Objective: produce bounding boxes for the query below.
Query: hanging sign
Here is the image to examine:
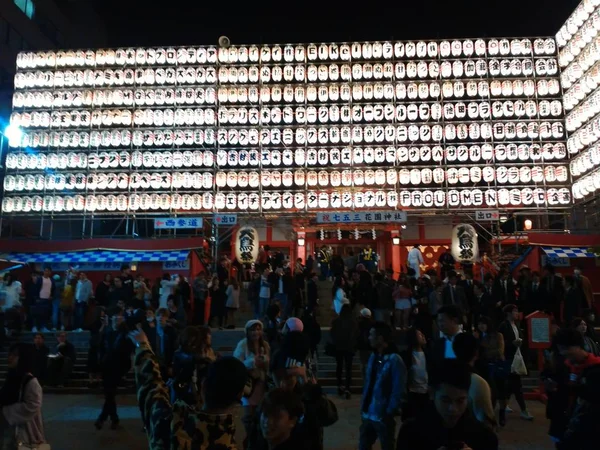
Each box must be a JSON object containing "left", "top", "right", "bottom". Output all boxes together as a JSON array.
[
  {"left": 475, "top": 210, "right": 500, "bottom": 221},
  {"left": 154, "top": 217, "right": 203, "bottom": 229},
  {"left": 213, "top": 213, "right": 238, "bottom": 225},
  {"left": 316, "top": 211, "right": 407, "bottom": 224},
  {"left": 163, "top": 259, "right": 190, "bottom": 270},
  {"left": 235, "top": 226, "right": 259, "bottom": 263},
  {"left": 451, "top": 223, "right": 479, "bottom": 262}
]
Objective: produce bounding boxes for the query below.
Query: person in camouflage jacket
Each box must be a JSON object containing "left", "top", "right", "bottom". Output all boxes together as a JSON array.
[{"left": 131, "top": 330, "right": 248, "bottom": 450}]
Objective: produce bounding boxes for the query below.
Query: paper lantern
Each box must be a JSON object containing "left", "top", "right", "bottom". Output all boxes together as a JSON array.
[
  {"left": 235, "top": 227, "right": 260, "bottom": 264},
  {"left": 451, "top": 224, "right": 479, "bottom": 263}
]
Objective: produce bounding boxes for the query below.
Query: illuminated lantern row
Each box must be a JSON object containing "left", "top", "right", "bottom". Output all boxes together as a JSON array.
[
  {"left": 572, "top": 167, "right": 600, "bottom": 199},
  {"left": 15, "top": 39, "right": 556, "bottom": 71},
  {"left": 0, "top": 187, "right": 571, "bottom": 214},
  {"left": 5, "top": 37, "right": 566, "bottom": 215},
  {"left": 7, "top": 120, "right": 565, "bottom": 149},
  {"left": 3, "top": 164, "right": 569, "bottom": 192},
  {"left": 557, "top": 0, "right": 600, "bottom": 64},
  {"left": 570, "top": 141, "right": 600, "bottom": 177},
  {"left": 13, "top": 81, "right": 561, "bottom": 110},
  {"left": 213, "top": 59, "right": 558, "bottom": 83},
  {"left": 12, "top": 62, "right": 559, "bottom": 88},
  {"left": 9, "top": 99, "right": 564, "bottom": 129},
  {"left": 557, "top": 0, "right": 600, "bottom": 192},
  {"left": 11, "top": 88, "right": 217, "bottom": 108},
  {"left": 4, "top": 144, "right": 568, "bottom": 170}
]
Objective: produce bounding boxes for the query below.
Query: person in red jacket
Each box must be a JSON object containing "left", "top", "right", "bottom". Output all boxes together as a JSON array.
[{"left": 555, "top": 328, "right": 600, "bottom": 383}]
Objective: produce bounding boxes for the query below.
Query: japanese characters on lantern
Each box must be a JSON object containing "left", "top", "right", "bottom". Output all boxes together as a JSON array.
[{"left": 3, "top": 38, "right": 568, "bottom": 215}]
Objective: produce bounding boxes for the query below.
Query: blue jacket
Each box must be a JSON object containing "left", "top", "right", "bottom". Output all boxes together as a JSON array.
[{"left": 361, "top": 347, "right": 406, "bottom": 421}]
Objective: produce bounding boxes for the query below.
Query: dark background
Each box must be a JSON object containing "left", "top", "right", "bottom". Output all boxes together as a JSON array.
[{"left": 92, "top": 0, "right": 581, "bottom": 47}]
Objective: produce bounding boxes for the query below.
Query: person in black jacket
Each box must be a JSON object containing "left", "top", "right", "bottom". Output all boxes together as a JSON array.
[
  {"left": 95, "top": 312, "right": 135, "bottom": 430},
  {"left": 46, "top": 331, "right": 76, "bottom": 386},
  {"left": 564, "top": 275, "right": 587, "bottom": 325},
  {"left": 301, "top": 306, "right": 321, "bottom": 362},
  {"left": 497, "top": 304, "right": 534, "bottom": 425},
  {"left": 541, "top": 330, "right": 571, "bottom": 443},
  {"left": 429, "top": 305, "right": 464, "bottom": 374},
  {"left": 32, "top": 333, "right": 49, "bottom": 384},
  {"left": 396, "top": 360, "right": 498, "bottom": 450},
  {"left": 473, "top": 282, "right": 496, "bottom": 324},
  {"left": 87, "top": 307, "right": 107, "bottom": 387},
  {"left": 144, "top": 308, "right": 177, "bottom": 380},
  {"left": 357, "top": 308, "right": 374, "bottom": 378},
  {"left": 330, "top": 304, "right": 358, "bottom": 399},
  {"left": 541, "top": 264, "right": 564, "bottom": 324},
  {"left": 557, "top": 364, "right": 600, "bottom": 450},
  {"left": 95, "top": 274, "right": 112, "bottom": 309},
  {"left": 306, "top": 273, "right": 319, "bottom": 311}
]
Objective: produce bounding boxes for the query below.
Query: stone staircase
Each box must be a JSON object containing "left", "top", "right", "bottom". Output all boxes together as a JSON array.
[{"left": 0, "top": 277, "right": 540, "bottom": 396}]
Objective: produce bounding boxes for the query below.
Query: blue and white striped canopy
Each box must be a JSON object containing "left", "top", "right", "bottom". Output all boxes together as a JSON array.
[
  {"left": 1, "top": 250, "right": 189, "bottom": 264},
  {"left": 541, "top": 247, "right": 596, "bottom": 259}
]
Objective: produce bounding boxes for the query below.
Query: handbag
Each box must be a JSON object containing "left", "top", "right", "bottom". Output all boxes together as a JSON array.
[
  {"left": 16, "top": 376, "right": 51, "bottom": 450},
  {"left": 510, "top": 348, "right": 528, "bottom": 376}
]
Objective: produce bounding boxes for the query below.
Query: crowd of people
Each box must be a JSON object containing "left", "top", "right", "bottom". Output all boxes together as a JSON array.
[{"left": 0, "top": 249, "right": 599, "bottom": 449}]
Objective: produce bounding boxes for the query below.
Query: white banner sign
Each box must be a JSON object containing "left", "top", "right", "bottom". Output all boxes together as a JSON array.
[
  {"left": 541, "top": 254, "right": 571, "bottom": 268},
  {"left": 475, "top": 210, "right": 500, "bottom": 221},
  {"left": 154, "top": 217, "right": 203, "bottom": 229},
  {"left": 39, "top": 262, "right": 124, "bottom": 272},
  {"left": 162, "top": 260, "right": 190, "bottom": 270},
  {"left": 316, "top": 211, "right": 407, "bottom": 224},
  {"left": 213, "top": 214, "right": 238, "bottom": 226}
]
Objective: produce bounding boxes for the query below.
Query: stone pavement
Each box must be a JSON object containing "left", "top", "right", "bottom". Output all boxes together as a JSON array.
[{"left": 43, "top": 394, "right": 554, "bottom": 450}]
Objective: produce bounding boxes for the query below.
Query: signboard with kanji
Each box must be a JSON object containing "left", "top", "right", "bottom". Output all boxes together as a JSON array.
[
  {"left": 213, "top": 214, "right": 238, "bottom": 226},
  {"left": 475, "top": 210, "right": 500, "bottom": 221},
  {"left": 316, "top": 211, "right": 407, "bottom": 224},
  {"left": 154, "top": 217, "right": 203, "bottom": 229}
]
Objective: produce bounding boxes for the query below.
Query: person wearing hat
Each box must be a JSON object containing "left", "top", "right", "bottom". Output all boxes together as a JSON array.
[
  {"left": 131, "top": 328, "right": 246, "bottom": 449},
  {"left": 234, "top": 320, "right": 271, "bottom": 439}
]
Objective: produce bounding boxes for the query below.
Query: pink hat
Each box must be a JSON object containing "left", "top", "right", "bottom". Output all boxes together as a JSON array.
[{"left": 285, "top": 317, "right": 304, "bottom": 332}]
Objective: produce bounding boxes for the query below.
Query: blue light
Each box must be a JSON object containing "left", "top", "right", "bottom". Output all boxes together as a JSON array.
[{"left": 4, "top": 124, "right": 23, "bottom": 147}]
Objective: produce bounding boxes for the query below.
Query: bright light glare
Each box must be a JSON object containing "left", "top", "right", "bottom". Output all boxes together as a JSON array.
[{"left": 4, "top": 124, "right": 23, "bottom": 147}]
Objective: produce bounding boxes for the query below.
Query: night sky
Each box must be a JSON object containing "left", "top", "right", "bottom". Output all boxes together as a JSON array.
[{"left": 93, "top": 0, "right": 581, "bottom": 47}]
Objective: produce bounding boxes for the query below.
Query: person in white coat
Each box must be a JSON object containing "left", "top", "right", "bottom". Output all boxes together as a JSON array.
[
  {"left": 0, "top": 343, "right": 47, "bottom": 449},
  {"left": 407, "top": 245, "right": 425, "bottom": 278},
  {"left": 332, "top": 277, "right": 350, "bottom": 315}
]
